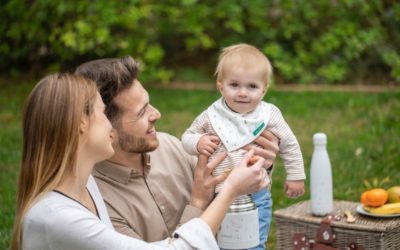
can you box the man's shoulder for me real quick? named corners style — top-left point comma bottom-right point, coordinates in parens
top-left (156, 132), bottom-right (185, 151)
top-left (153, 132), bottom-right (197, 168)
top-left (157, 131), bottom-right (179, 142)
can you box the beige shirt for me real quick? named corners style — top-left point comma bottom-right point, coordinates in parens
top-left (93, 132), bottom-right (202, 242)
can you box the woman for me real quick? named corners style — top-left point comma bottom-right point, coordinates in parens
top-left (11, 73), bottom-right (268, 250)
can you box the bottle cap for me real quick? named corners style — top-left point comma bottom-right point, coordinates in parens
top-left (313, 132), bottom-right (327, 145)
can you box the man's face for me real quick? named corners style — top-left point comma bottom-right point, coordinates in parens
top-left (112, 80), bottom-right (161, 153)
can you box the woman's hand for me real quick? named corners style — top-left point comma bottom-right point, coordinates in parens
top-left (200, 149), bottom-right (269, 234)
top-left (222, 149), bottom-right (269, 198)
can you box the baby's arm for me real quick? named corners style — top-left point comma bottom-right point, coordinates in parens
top-left (268, 104), bottom-right (306, 197)
top-left (182, 110), bottom-right (218, 155)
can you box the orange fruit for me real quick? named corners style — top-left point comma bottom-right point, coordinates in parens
top-left (360, 192), bottom-right (368, 205)
top-left (360, 188), bottom-right (389, 207)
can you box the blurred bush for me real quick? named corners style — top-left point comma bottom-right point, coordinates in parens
top-left (1, 0), bottom-right (399, 84)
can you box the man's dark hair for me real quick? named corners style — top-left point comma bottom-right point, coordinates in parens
top-left (74, 56), bottom-right (139, 124)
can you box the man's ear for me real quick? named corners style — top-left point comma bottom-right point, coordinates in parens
top-left (80, 116), bottom-right (89, 134)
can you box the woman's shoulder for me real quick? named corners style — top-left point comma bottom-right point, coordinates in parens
top-left (27, 192), bottom-right (68, 214)
top-left (24, 192), bottom-right (83, 226)
top-left (22, 192), bottom-right (86, 249)
top-left (23, 192), bottom-right (115, 249)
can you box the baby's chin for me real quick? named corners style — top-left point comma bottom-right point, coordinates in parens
top-left (235, 107), bottom-right (256, 114)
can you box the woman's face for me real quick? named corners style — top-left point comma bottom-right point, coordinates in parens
top-left (85, 92), bottom-right (114, 162)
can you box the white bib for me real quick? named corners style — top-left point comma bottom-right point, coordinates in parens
top-left (207, 98), bottom-right (271, 152)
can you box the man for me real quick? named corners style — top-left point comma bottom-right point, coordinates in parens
top-left (75, 56), bottom-right (279, 241)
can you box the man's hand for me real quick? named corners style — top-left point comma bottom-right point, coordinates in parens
top-left (243, 130), bottom-right (279, 168)
top-left (285, 180), bottom-right (305, 198)
top-left (190, 152), bottom-right (227, 210)
top-left (197, 134), bottom-right (220, 156)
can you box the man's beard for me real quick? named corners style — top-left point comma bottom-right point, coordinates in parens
top-left (116, 127), bottom-right (159, 153)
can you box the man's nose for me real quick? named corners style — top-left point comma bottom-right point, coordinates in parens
top-left (149, 105), bottom-right (161, 121)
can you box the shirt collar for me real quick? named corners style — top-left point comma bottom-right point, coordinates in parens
top-left (94, 153), bottom-right (152, 185)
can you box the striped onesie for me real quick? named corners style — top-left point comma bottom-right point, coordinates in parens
top-left (182, 97), bottom-right (305, 192)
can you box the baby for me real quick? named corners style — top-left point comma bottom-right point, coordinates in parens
top-left (182, 43), bottom-right (305, 249)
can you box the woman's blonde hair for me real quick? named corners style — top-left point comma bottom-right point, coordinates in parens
top-left (10, 73), bottom-right (98, 250)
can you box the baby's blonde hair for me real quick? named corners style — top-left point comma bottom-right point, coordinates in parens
top-left (215, 43), bottom-right (273, 86)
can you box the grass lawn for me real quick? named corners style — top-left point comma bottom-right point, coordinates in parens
top-left (1, 81), bottom-right (399, 249)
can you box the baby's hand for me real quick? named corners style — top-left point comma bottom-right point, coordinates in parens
top-left (197, 134), bottom-right (220, 156)
top-left (285, 180), bottom-right (305, 198)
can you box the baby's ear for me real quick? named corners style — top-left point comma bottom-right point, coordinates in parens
top-left (263, 83), bottom-right (269, 94)
top-left (217, 81), bottom-right (223, 91)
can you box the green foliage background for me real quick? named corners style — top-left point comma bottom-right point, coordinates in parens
top-left (1, 0), bottom-right (400, 84)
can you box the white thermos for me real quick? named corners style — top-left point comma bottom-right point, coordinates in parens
top-left (310, 132), bottom-right (333, 216)
top-left (217, 195), bottom-right (259, 249)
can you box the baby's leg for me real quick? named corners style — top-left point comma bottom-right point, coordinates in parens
top-left (249, 188), bottom-right (272, 250)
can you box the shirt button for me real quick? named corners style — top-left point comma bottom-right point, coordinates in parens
top-left (160, 205), bottom-right (165, 212)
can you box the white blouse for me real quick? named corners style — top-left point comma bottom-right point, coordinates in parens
top-left (22, 176), bottom-right (218, 250)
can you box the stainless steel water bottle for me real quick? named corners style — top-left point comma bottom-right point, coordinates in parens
top-left (310, 132), bottom-right (333, 216)
top-left (217, 194), bottom-right (259, 249)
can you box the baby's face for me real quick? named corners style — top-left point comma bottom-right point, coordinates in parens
top-left (218, 65), bottom-right (267, 114)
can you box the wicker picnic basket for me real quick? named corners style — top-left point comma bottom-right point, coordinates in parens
top-left (274, 200), bottom-right (400, 250)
